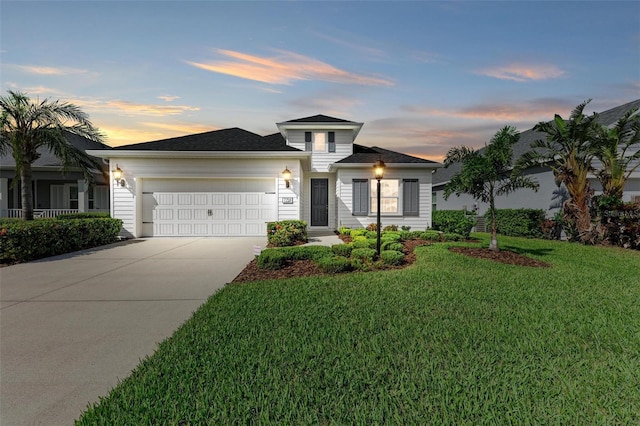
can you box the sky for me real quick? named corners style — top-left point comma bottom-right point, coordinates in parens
top-left (1, 1), bottom-right (639, 161)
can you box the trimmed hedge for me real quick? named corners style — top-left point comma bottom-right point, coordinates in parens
top-left (380, 250), bottom-right (404, 266)
top-left (317, 256), bottom-right (352, 274)
top-left (432, 210), bottom-right (476, 238)
top-left (486, 209), bottom-right (545, 238)
top-left (56, 212), bottom-right (111, 219)
top-left (0, 218), bottom-right (122, 264)
top-left (351, 248), bottom-right (377, 262)
top-left (256, 249), bottom-right (288, 270)
top-left (332, 244), bottom-right (353, 257)
top-left (267, 220), bottom-right (307, 247)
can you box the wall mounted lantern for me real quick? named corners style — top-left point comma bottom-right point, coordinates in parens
top-left (282, 166), bottom-right (292, 188)
top-left (373, 159), bottom-right (386, 255)
top-left (113, 164), bottom-right (125, 187)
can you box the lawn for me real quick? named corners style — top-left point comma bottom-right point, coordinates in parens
top-left (77, 235), bottom-right (640, 425)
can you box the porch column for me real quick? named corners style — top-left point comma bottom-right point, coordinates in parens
top-left (78, 179), bottom-right (88, 212)
top-left (0, 178), bottom-right (8, 217)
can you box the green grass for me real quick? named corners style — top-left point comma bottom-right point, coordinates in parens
top-left (77, 235), bottom-right (640, 425)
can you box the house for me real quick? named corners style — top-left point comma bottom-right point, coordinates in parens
top-left (0, 132), bottom-right (111, 218)
top-left (432, 99), bottom-right (640, 219)
top-left (87, 115), bottom-right (442, 238)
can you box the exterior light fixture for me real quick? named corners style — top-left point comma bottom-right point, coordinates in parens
top-left (282, 166), bottom-right (292, 189)
top-left (113, 164), bottom-right (125, 187)
top-left (373, 159), bottom-right (386, 256)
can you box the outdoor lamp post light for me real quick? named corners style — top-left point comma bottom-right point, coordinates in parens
top-left (282, 166), bottom-right (291, 188)
top-left (373, 159), bottom-right (386, 256)
top-left (112, 164), bottom-right (125, 187)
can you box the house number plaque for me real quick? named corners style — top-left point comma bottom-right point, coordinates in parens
top-left (282, 197), bottom-right (294, 204)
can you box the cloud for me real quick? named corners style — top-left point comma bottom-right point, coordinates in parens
top-left (14, 64), bottom-right (89, 76)
top-left (141, 121), bottom-right (215, 134)
top-left (311, 32), bottom-right (388, 60)
top-left (476, 63), bottom-right (565, 82)
top-left (186, 48), bottom-right (394, 86)
top-left (158, 95), bottom-right (180, 102)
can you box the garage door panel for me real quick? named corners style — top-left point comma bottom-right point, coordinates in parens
top-left (246, 209), bottom-right (260, 220)
top-left (228, 223), bottom-right (241, 234)
top-left (212, 194), bottom-right (225, 205)
top-left (178, 209), bottom-right (193, 220)
top-left (228, 209), bottom-right (241, 220)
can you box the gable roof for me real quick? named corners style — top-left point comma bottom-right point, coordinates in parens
top-left (283, 114), bottom-right (355, 123)
top-left (0, 131), bottom-right (110, 169)
top-left (112, 127), bottom-right (301, 152)
top-left (433, 99), bottom-right (640, 186)
top-left (333, 144), bottom-right (441, 167)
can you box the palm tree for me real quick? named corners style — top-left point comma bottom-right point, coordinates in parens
top-left (444, 126), bottom-right (539, 252)
top-left (593, 106), bottom-right (640, 201)
top-left (517, 100), bottom-right (601, 241)
top-left (0, 90), bottom-right (106, 220)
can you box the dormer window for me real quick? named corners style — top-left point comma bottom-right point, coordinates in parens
top-left (305, 131), bottom-right (331, 152)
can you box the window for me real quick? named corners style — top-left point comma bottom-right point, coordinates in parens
top-left (328, 131), bottom-right (336, 152)
top-left (371, 179), bottom-right (399, 214)
top-left (305, 132), bottom-right (312, 151)
top-left (352, 179), bottom-right (369, 216)
top-left (314, 132), bottom-right (326, 152)
top-left (69, 185), bottom-right (79, 209)
top-left (403, 179), bottom-right (419, 216)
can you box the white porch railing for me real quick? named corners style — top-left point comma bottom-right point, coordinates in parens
top-left (3, 209), bottom-right (109, 218)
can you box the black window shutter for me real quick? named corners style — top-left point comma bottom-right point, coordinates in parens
top-left (403, 179), bottom-right (419, 216)
top-left (352, 179), bottom-right (369, 216)
top-left (305, 132), bottom-right (312, 151)
top-left (328, 132), bottom-right (336, 152)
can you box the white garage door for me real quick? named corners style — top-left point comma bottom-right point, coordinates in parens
top-left (142, 192), bottom-right (277, 237)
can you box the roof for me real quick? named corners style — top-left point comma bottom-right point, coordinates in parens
top-left (0, 131), bottom-right (110, 169)
top-left (112, 127), bottom-right (301, 152)
top-left (334, 144), bottom-right (441, 166)
top-left (282, 114), bottom-right (355, 124)
top-left (433, 98), bottom-right (640, 186)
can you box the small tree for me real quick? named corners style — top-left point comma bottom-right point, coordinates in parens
top-left (444, 126), bottom-right (539, 252)
top-left (0, 90), bottom-right (105, 220)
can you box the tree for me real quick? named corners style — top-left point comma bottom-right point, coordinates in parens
top-left (517, 100), bottom-right (601, 241)
top-left (0, 90), bottom-right (105, 220)
top-left (593, 106), bottom-right (640, 201)
top-left (444, 126), bottom-right (539, 252)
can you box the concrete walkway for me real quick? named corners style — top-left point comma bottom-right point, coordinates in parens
top-left (0, 237), bottom-right (266, 425)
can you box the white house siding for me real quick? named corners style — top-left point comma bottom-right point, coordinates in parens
top-left (336, 168), bottom-right (434, 230)
top-left (286, 129), bottom-right (353, 172)
top-left (108, 157), bottom-right (302, 237)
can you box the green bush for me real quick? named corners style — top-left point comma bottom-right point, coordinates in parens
top-left (381, 232), bottom-right (401, 242)
top-left (338, 227), bottom-right (352, 236)
top-left (281, 245), bottom-right (332, 261)
top-left (380, 250), bottom-right (405, 266)
top-left (421, 231), bottom-right (442, 241)
top-left (256, 249), bottom-right (288, 270)
top-left (351, 248), bottom-right (377, 262)
top-left (366, 223), bottom-right (378, 232)
top-left (266, 220), bottom-right (307, 247)
top-left (486, 209), bottom-right (545, 238)
top-left (352, 238), bottom-right (375, 249)
top-left (401, 225), bottom-right (411, 231)
top-left (442, 233), bottom-right (464, 242)
top-left (56, 212), bottom-right (111, 219)
top-left (399, 230), bottom-right (424, 241)
top-left (332, 244), bottom-right (353, 257)
top-left (381, 241), bottom-right (403, 252)
top-left (432, 210), bottom-right (476, 238)
top-left (0, 218), bottom-right (122, 264)
top-left (383, 224), bottom-right (398, 232)
top-left (365, 231), bottom-right (378, 239)
top-left (317, 256), bottom-right (352, 273)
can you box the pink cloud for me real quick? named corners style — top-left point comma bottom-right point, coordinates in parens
top-left (476, 63), bottom-right (565, 82)
top-left (14, 64), bottom-right (88, 75)
top-left (187, 48), bottom-right (394, 86)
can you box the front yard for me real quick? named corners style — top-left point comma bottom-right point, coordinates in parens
top-left (77, 235), bottom-right (640, 424)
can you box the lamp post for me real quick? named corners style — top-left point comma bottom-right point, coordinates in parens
top-left (373, 159), bottom-right (385, 256)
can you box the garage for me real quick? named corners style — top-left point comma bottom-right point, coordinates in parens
top-left (141, 179), bottom-right (277, 237)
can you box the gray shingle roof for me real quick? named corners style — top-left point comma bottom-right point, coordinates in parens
top-left (433, 99), bottom-right (640, 186)
top-left (335, 144), bottom-right (440, 165)
top-left (113, 127), bottom-right (301, 151)
top-left (0, 131), bottom-right (110, 168)
top-left (283, 114), bottom-right (355, 123)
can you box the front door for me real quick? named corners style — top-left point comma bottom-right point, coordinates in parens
top-left (311, 179), bottom-right (328, 227)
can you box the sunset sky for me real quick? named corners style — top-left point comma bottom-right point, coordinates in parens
top-left (2, 1), bottom-right (639, 161)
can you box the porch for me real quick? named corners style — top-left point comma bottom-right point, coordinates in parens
top-left (3, 208), bottom-right (110, 219)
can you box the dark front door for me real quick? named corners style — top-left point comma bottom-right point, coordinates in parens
top-left (311, 179), bottom-right (329, 226)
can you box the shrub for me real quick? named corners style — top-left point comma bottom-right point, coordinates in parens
top-left (399, 230), bottom-right (423, 241)
top-left (381, 232), bottom-right (401, 242)
top-left (365, 231), bottom-right (378, 239)
top-left (486, 209), bottom-right (545, 238)
top-left (421, 231), bottom-right (442, 241)
top-left (0, 218), bottom-right (122, 264)
top-left (432, 210), bottom-right (476, 238)
top-left (281, 245), bottom-right (333, 261)
top-left (351, 248), bottom-right (377, 262)
top-left (401, 225), bottom-right (411, 231)
top-left (350, 229), bottom-right (367, 238)
top-left (442, 233), bottom-right (464, 242)
top-left (352, 237), bottom-right (370, 249)
top-left (267, 220), bottom-right (307, 247)
top-left (383, 224), bottom-right (398, 232)
top-left (380, 250), bottom-right (404, 266)
top-left (317, 256), bottom-right (352, 273)
top-left (332, 244), bottom-right (353, 257)
top-left (338, 227), bottom-right (352, 236)
top-left (256, 249), bottom-right (288, 270)
top-left (366, 223), bottom-right (377, 232)
top-left (56, 212), bottom-right (111, 219)
top-left (381, 241), bottom-right (403, 252)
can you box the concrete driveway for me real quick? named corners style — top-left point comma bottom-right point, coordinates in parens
top-left (0, 237), bottom-right (266, 425)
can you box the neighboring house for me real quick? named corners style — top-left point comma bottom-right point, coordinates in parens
top-left (0, 132), bottom-right (111, 218)
top-left (87, 115), bottom-right (442, 238)
top-left (432, 99), bottom-right (640, 218)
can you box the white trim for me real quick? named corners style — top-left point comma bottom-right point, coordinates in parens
top-left (329, 162), bottom-right (442, 171)
top-left (87, 150), bottom-right (311, 160)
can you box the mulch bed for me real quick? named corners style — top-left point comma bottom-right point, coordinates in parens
top-left (232, 236), bottom-right (549, 284)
